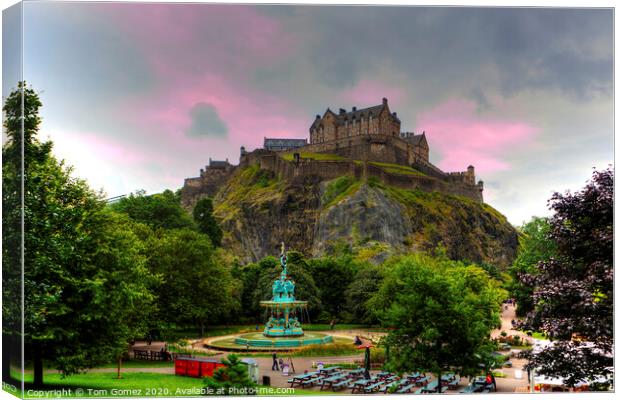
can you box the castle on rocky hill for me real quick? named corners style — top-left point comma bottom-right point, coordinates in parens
top-left (182, 98), bottom-right (484, 208)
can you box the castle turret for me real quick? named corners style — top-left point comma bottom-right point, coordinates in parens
top-left (466, 165), bottom-right (476, 185)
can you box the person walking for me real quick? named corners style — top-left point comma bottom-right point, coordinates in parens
top-left (272, 352), bottom-right (279, 371)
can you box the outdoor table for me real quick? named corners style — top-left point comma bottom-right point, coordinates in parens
top-left (421, 379), bottom-right (439, 393)
top-left (319, 366), bottom-right (340, 375)
top-left (347, 368), bottom-right (365, 378)
top-left (288, 371), bottom-right (319, 387)
top-left (320, 373), bottom-right (347, 391)
top-left (350, 379), bottom-right (370, 394)
top-left (421, 379), bottom-right (450, 394)
top-left (381, 378), bottom-right (408, 393)
top-left (415, 376), bottom-right (431, 386)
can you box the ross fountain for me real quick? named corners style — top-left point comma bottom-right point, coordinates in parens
top-left (233, 243), bottom-right (333, 348)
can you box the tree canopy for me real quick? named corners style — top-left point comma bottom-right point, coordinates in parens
top-left (508, 217), bottom-right (557, 317)
top-left (110, 189), bottom-right (196, 231)
top-left (145, 228), bottom-right (240, 337)
top-left (519, 168), bottom-right (613, 388)
top-left (370, 254), bottom-right (506, 391)
top-left (193, 197), bottom-right (223, 247)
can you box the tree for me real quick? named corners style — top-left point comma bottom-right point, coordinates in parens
top-left (146, 228), bottom-right (240, 336)
top-left (193, 197), bottom-right (223, 247)
top-left (343, 264), bottom-right (383, 324)
top-left (308, 255), bottom-right (357, 321)
top-left (508, 217), bottom-right (557, 317)
top-left (520, 168), bottom-right (613, 388)
top-left (1, 82), bottom-right (32, 382)
top-left (203, 354), bottom-right (256, 395)
top-left (2, 82), bottom-right (156, 385)
top-left (234, 258), bottom-right (274, 322)
top-left (110, 189), bottom-right (196, 231)
top-left (370, 254), bottom-right (505, 392)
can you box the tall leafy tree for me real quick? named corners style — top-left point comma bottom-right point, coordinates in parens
top-left (520, 168), bottom-right (613, 388)
top-left (146, 228), bottom-right (240, 336)
top-left (508, 217), bottom-right (557, 317)
top-left (233, 257), bottom-right (275, 322)
top-left (371, 254), bottom-right (505, 392)
top-left (343, 264), bottom-right (383, 325)
top-left (2, 83), bottom-right (156, 385)
top-left (308, 255), bottom-right (356, 320)
top-left (2, 82), bottom-right (32, 383)
top-left (193, 197), bottom-right (223, 247)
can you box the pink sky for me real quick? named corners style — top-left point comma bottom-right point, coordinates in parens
top-left (417, 99), bottom-right (537, 174)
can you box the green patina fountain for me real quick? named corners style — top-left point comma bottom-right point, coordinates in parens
top-left (234, 243), bottom-right (333, 348)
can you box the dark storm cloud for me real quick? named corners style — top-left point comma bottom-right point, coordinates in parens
top-left (185, 102), bottom-right (228, 138)
top-left (254, 6), bottom-right (612, 103)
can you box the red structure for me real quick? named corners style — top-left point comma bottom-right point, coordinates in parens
top-left (174, 356), bottom-right (225, 378)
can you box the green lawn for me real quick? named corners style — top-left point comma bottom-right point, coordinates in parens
top-left (6, 372), bottom-right (205, 398)
top-left (3, 372), bottom-right (340, 398)
top-left (369, 161), bottom-right (427, 177)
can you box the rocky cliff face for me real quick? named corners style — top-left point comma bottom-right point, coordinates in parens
top-left (210, 165), bottom-right (518, 268)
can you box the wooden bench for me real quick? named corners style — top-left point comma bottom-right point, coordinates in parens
top-left (133, 349), bottom-right (149, 360)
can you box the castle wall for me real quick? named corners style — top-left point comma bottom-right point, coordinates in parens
top-left (181, 167), bottom-right (234, 208)
top-left (299, 134), bottom-right (412, 166)
top-left (238, 149), bottom-right (483, 202)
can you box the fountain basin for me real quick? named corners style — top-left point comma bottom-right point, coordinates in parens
top-left (233, 332), bottom-right (333, 348)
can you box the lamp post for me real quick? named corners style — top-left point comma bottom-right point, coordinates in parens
top-left (357, 343), bottom-right (374, 375)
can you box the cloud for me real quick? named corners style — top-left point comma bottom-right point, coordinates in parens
top-left (416, 99), bottom-right (537, 174)
top-left (185, 102), bottom-right (228, 138)
top-left (20, 3), bottom-right (613, 226)
top-left (341, 80), bottom-right (406, 107)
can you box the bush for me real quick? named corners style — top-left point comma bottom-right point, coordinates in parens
top-left (203, 354), bottom-right (256, 395)
top-left (370, 347), bottom-right (386, 364)
top-left (323, 363), bottom-right (359, 370)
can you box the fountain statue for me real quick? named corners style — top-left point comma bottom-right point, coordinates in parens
top-left (231, 243), bottom-right (333, 348)
top-left (260, 243), bottom-right (308, 337)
